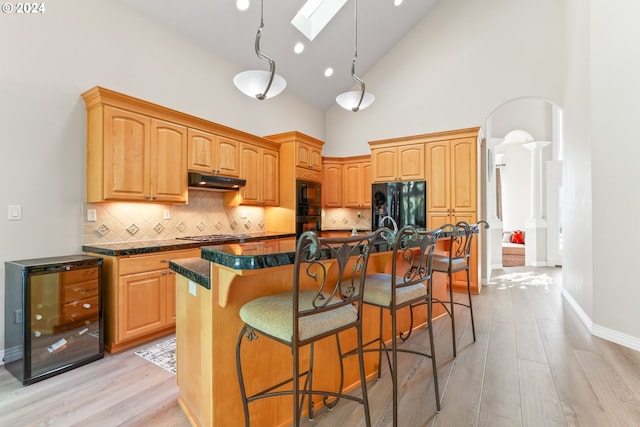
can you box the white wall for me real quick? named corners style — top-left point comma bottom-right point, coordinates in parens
top-left (0, 0), bottom-right (324, 355)
top-left (589, 0), bottom-right (640, 345)
top-left (324, 0), bottom-right (565, 157)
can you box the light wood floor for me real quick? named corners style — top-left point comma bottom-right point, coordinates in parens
top-left (2, 267), bottom-right (640, 426)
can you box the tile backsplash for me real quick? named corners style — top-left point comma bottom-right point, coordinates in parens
top-left (82, 191), bottom-right (373, 245)
top-left (82, 191), bottom-right (266, 244)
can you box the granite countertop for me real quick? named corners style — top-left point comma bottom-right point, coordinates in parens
top-left (169, 258), bottom-right (211, 289)
top-left (82, 232), bottom-right (294, 256)
top-left (200, 233), bottom-right (393, 271)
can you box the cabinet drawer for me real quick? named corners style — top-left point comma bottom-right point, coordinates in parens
top-left (118, 249), bottom-right (200, 275)
top-left (63, 296), bottom-right (99, 323)
top-left (63, 280), bottom-right (99, 304)
top-left (64, 267), bottom-right (99, 284)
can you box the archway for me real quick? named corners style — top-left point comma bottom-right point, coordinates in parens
top-left (481, 97), bottom-right (563, 280)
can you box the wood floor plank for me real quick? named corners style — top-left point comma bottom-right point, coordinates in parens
top-left (517, 358), bottom-right (566, 426)
top-left (574, 348), bottom-right (640, 425)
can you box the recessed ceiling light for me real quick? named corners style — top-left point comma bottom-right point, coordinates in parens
top-left (324, 67), bottom-right (334, 77)
top-left (236, 0), bottom-right (250, 11)
top-left (394, 0), bottom-right (404, 6)
top-left (294, 42), bottom-right (305, 54)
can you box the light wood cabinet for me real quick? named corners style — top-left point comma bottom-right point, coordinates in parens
top-left (322, 159), bottom-right (342, 208)
top-left (89, 248), bottom-right (199, 353)
top-left (370, 143), bottom-right (424, 182)
top-left (425, 136), bottom-right (477, 229)
top-left (187, 128), bottom-right (240, 177)
top-left (264, 132), bottom-right (324, 234)
top-left (83, 87), bottom-right (278, 207)
top-left (343, 158), bottom-right (372, 208)
top-left (235, 142), bottom-right (279, 206)
top-left (84, 93), bottom-right (187, 203)
top-left (297, 141), bottom-right (323, 171)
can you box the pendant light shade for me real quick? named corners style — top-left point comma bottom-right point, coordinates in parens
top-left (336, 0), bottom-right (374, 112)
top-left (233, 70), bottom-right (286, 99)
top-left (233, 0), bottom-right (286, 100)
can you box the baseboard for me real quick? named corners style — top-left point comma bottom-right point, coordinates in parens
top-left (562, 287), bottom-right (640, 352)
top-left (592, 324), bottom-right (640, 352)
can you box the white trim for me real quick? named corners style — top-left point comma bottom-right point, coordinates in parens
top-left (592, 324), bottom-right (640, 352)
top-left (562, 287), bottom-right (640, 352)
top-left (561, 287), bottom-right (593, 330)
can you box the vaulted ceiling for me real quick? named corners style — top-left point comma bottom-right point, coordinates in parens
top-left (123, 0), bottom-right (441, 110)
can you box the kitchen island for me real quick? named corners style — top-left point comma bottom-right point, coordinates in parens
top-left (171, 235), bottom-right (453, 427)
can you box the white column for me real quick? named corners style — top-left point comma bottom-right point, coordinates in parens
top-left (522, 141), bottom-right (551, 266)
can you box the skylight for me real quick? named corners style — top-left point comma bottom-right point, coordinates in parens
top-left (291, 0), bottom-right (348, 41)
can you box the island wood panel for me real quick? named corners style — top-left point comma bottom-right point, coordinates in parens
top-left (176, 250), bottom-right (449, 427)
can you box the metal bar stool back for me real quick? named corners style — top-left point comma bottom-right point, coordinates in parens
top-left (432, 220), bottom-right (488, 357)
top-left (236, 230), bottom-right (385, 427)
top-left (362, 225), bottom-right (441, 426)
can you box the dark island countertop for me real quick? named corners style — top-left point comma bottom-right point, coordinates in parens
top-left (169, 257), bottom-right (211, 289)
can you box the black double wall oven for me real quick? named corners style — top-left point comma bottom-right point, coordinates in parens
top-left (296, 180), bottom-right (322, 237)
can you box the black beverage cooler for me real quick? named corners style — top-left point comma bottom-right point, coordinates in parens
top-left (3, 255), bottom-right (104, 385)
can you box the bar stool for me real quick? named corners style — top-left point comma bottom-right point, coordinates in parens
top-left (361, 225), bottom-right (441, 426)
top-left (235, 230), bottom-right (383, 427)
top-left (432, 221), bottom-right (488, 357)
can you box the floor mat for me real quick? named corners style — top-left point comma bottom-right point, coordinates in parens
top-left (134, 337), bottom-right (176, 375)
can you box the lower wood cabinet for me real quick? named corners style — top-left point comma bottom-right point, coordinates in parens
top-left (90, 248), bottom-right (199, 353)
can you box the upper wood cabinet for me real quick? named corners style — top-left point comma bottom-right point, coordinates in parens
top-left (94, 105), bottom-right (187, 203)
top-left (235, 142), bottom-right (279, 206)
top-left (187, 128), bottom-right (239, 177)
top-left (369, 143), bottom-right (425, 182)
top-left (342, 157), bottom-right (372, 208)
top-left (322, 159), bottom-right (343, 208)
top-left (297, 141), bottom-right (323, 171)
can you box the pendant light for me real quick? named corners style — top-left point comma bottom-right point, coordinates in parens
top-left (233, 0), bottom-right (286, 100)
top-left (336, 0), bottom-right (374, 112)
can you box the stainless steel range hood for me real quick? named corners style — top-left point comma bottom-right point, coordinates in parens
top-left (188, 172), bottom-right (246, 191)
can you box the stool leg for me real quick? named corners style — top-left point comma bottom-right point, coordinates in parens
top-left (466, 268), bottom-right (476, 342)
top-left (236, 325), bottom-right (251, 427)
top-left (449, 270), bottom-right (457, 357)
top-left (357, 324), bottom-right (372, 427)
top-left (427, 294), bottom-right (441, 412)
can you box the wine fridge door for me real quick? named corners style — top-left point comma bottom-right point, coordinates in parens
top-left (4, 255), bottom-right (104, 385)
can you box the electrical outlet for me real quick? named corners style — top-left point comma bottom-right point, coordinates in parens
top-left (15, 309), bottom-right (23, 324)
top-left (189, 281), bottom-right (197, 296)
top-left (87, 209), bottom-right (97, 222)
top-left (357, 210), bottom-right (361, 218)
top-left (163, 209), bottom-right (171, 220)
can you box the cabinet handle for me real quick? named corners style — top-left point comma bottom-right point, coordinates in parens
top-left (152, 195), bottom-right (158, 200)
top-left (82, 303), bottom-right (92, 309)
top-left (162, 271), bottom-right (167, 275)
top-left (145, 195), bottom-right (151, 200)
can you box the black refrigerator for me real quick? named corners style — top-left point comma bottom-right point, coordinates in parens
top-left (4, 255), bottom-right (104, 385)
top-left (371, 180), bottom-right (427, 231)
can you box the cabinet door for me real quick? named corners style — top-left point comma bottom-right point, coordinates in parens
top-left (323, 163), bottom-right (343, 207)
top-left (118, 270), bottom-right (167, 342)
top-left (151, 119), bottom-right (187, 203)
top-left (450, 137), bottom-right (477, 213)
top-left (187, 128), bottom-right (215, 172)
top-left (397, 144), bottom-right (425, 180)
top-left (361, 162), bottom-right (372, 208)
top-left (309, 146), bottom-right (323, 170)
top-left (216, 136), bottom-right (240, 177)
top-left (425, 141), bottom-right (451, 214)
top-left (343, 163), bottom-right (361, 207)
top-left (261, 147), bottom-right (279, 206)
top-left (239, 143), bottom-right (261, 205)
top-left (167, 271), bottom-right (176, 326)
top-left (371, 148), bottom-right (397, 182)
top-left (103, 106), bottom-right (151, 201)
